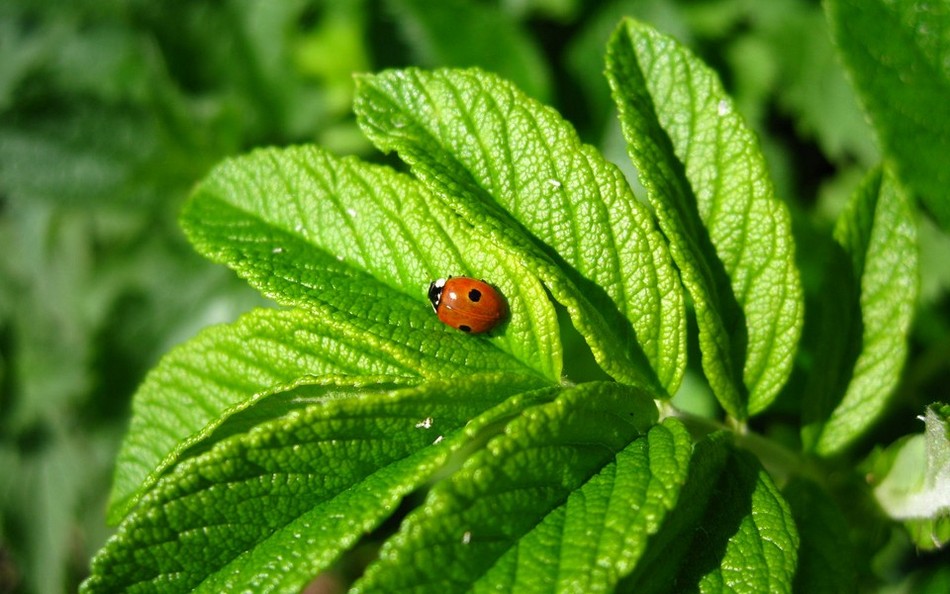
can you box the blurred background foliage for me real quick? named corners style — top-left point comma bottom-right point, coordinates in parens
top-left (0, 0), bottom-right (947, 593)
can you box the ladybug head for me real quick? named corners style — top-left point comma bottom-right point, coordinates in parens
top-left (427, 278), bottom-right (446, 312)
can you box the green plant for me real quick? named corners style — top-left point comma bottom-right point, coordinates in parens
top-left (81, 10), bottom-right (948, 594)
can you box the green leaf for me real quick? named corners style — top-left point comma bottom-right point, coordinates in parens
top-left (873, 404), bottom-right (950, 550)
top-left (802, 166), bottom-right (919, 455)
top-left (84, 373), bottom-right (551, 594)
top-left (350, 382), bottom-right (663, 593)
top-left (606, 18), bottom-right (804, 419)
top-left (385, 0), bottom-right (551, 102)
top-left (826, 0), bottom-right (950, 230)
top-left (107, 307), bottom-right (409, 523)
top-left (183, 145), bottom-right (561, 383)
top-left (619, 433), bottom-right (799, 594)
top-left (472, 419), bottom-right (693, 593)
top-left (784, 479), bottom-right (857, 594)
top-left (354, 67), bottom-right (686, 395)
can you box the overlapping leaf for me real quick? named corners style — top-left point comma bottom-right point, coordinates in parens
top-left (619, 433), bottom-right (799, 594)
top-left (109, 144), bottom-right (564, 520)
top-left (354, 67), bottom-right (686, 395)
top-left (85, 374), bottom-right (553, 593)
top-left (606, 18), bottom-right (804, 419)
top-left (107, 307), bottom-right (415, 522)
top-left (352, 398), bottom-right (799, 594)
top-left (351, 382), bottom-right (667, 592)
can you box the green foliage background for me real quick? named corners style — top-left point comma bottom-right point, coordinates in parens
top-left (0, 0), bottom-right (947, 593)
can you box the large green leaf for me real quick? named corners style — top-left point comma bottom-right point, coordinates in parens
top-left (826, 0), bottom-right (950, 230)
top-left (802, 166), bottom-right (918, 455)
top-left (111, 141), bottom-right (565, 522)
top-left (109, 142), bottom-right (565, 514)
top-left (85, 373), bottom-right (552, 593)
top-left (354, 67), bottom-right (686, 395)
top-left (606, 18), bottom-right (804, 419)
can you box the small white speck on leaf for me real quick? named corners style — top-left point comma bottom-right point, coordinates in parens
top-left (717, 99), bottom-right (731, 116)
top-left (462, 531), bottom-right (472, 545)
top-left (336, 254), bottom-right (345, 261)
top-left (547, 178), bottom-right (562, 188)
top-left (294, 223), bottom-right (304, 233)
top-left (433, 435), bottom-right (443, 444)
top-left (346, 208), bottom-right (357, 217)
top-left (415, 417), bottom-right (433, 429)
top-left (272, 247), bottom-right (284, 254)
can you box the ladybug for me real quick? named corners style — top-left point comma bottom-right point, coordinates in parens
top-left (428, 276), bottom-right (506, 334)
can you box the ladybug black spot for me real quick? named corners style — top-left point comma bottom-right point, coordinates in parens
top-left (467, 288), bottom-right (482, 302)
top-left (458, 325), bottom-right (472, 333)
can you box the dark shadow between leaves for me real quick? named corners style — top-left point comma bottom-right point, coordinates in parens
top-left (799, 238), bottom-right (863, 449)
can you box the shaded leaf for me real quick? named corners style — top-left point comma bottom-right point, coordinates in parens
top-left (803, 166), bottom-right (918, 455)
top-left (619, 433), bottom-right (799, 594)
top-left (784, 479), bottom-right (857, 594)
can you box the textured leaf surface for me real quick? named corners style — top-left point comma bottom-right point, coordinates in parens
top-left (691, 452), bottom-right (798, 594)
top-left (354, 67), bottom-right (686, 395)
top-left (619, 433), bottom-right (799, 594)
top-left (183, 146), bottom-right (561, 382)
top-left (827, 0), bottom-right (950, 229)
top-left (470, 419), bottom-right (693, 593)
top-left (606, 19), bottom-right (803, 418)
top-left (351, 382), bottom-right (662, 593)
top-left (803, 166), bottom-right (918, 455)
top-left (85, 374), bottom-right (550, 593)
top-left (108, 307), bottom-right (420, 522)
top-left (112, 143), bottom-right (564, 517)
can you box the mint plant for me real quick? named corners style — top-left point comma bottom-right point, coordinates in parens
top-left (82, 14), bottom-right (946, 594)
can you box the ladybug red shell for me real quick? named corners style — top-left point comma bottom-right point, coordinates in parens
top-left (428, 277), bottom-right (506, 334)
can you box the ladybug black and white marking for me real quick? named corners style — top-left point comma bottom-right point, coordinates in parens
top-left (428, 276), bottom-right (506, 334)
